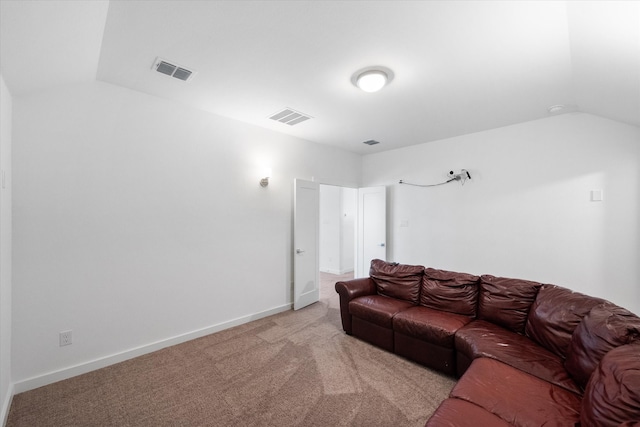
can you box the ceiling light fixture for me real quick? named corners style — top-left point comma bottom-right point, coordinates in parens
top-left (357, 70), bottom-right (387, 92)
top-left (351, 66), bottom-right (394, 93)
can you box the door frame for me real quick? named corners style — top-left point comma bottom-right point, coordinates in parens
top-left (355, 186), bottom-right (387, 278)
top-left (293, 180), bottom-right (387, 308)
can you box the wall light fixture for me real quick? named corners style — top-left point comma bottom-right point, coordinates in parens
top-left (260, 168), bottom-right (272, 187)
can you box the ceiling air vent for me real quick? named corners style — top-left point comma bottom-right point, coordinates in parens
top-left (152, 57), bottom-right (196, 82)
top-left (362, 139), bottom-right (380, 146)
top-left (268, 108), bottom-right (312, 126)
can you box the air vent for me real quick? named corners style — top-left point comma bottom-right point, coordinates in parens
top-left (268, 108), bottom-right (312, 126)
top-left (152, 57), bottom-right (196, 82)
top-left (362, 140), bottom-right (380, 146)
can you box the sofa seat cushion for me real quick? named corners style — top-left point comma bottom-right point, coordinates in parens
top-left (450, 357), bottom-right (581, 427)
top-left (455, 320), bottom-right (581, 394)
top-left (525, 284), bottom-right (603, 359)
top-left (424, 398), bottom-right (512, 427)
top-left (581, 343), bottom-right (640, 427)
top-left (565, 302), bottom-right (640, 390)
top-left (393, 306), bottom-right (473, 348)
top-left (478, 275), bottom-right (541, 334)
top-left (349, 295), bottom-right (414, 328)
top-left (420, 268), bottom-right (479, 317)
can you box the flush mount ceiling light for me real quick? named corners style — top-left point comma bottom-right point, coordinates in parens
top-left (357, 70), bottom-right (387, 92)
top-left (351, 66), bottom-right (394, 93)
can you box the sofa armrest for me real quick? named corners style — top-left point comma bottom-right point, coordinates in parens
top-left (335, 278), bottom-right (376, 334)
top-left (335, 277), bottom-right (376, 300)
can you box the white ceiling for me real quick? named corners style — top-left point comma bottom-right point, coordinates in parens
top-left (0, 0), bottom-right (108, 95)
top-left (1, 1), bottom-right (638, 154)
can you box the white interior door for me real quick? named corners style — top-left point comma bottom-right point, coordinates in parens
top-left (293, 179), bottom-right (320, 310)
top-left (356, 186), bottom-right (386, 278)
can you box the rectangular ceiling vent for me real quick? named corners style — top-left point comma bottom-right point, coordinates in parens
top-left (268, 108), bottom-right (312, 126)
top-left (152, 57), bottom-right (196, 82)
top-left (362, 139), bottom-right (380, 145)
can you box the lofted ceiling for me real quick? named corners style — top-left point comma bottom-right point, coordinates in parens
top-left (1, 1), bottom-right (638, 154)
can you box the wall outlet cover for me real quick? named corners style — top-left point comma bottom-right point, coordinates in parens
top-left (59, 330), bottom-right (72, 347)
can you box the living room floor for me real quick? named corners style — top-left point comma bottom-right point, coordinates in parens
top-left (7, 269), bottom-right (455, 427)
top-left (319, 271), bottom-right (354, 300)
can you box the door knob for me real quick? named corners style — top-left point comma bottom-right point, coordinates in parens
top-left (379, 243), bottom-right (385, 247)
top-left (296, 249), bottom-right (305, 254)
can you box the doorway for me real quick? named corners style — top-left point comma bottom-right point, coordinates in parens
top-left (294, 181), bottom-right (386, 310)
top-left (319, 185), bottom-right (357, 274)
top-left (319, 185), bottom-right (357, 296)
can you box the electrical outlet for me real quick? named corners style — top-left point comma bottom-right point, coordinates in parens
top-left (59, 330), bottom-right (72, 347)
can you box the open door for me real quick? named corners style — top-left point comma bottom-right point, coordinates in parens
top-left (356, 186), bottom-right (386, 278)
top-left (293, 179), bottom-right (320, 310)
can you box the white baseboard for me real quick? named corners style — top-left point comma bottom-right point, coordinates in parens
top-left (1, 383), bottom-right (14, 427)
top-left (12, 303), bottom-right (291, 394)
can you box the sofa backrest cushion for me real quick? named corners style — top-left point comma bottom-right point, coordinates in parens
top-left (369, 259), bottom-right (424, 304)
top-left (565, 302), bottom-right (640, 389)
top-left (420, 268), bottom-right (479, 317)
top-left (477, 275), bottom-right (541, 334)
top-left (525, 285), bottom-right (604, 359)
top-left (580, 343), bottom-right (640, 427)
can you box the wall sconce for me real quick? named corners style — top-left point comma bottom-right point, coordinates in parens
top-left (260, 168), bottom-right (272, 187)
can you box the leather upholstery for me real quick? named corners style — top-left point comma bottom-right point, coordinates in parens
top-left (581, 343), bottom-right (640, 427)
top-left (477, 275), bottom-right (541, 334)
top-left (394, 306), bottom-right (472, 347)
top-left (349, 295), bottom-right (413, 328)
top-left (395, 333), bottom-right (457, 375)
top-left (424, 398), bottom-right (512, 427)
top-left (525, 284), bottom-right (604, 359)
top-left (334, 260), bottom-right (640, 426)
top-left (565, 302), bottom-right (640, 389)
top-left (455, 319), bottom-right (581, 394)
top-left (351, 317), bottom-right (395, 352)
top-left (335, 277), bottom-right (376, 301)
top-left (450, 357), bottom-right (582, 426)
top-left (370, 259), bottom-right (424, 304)
top-left (420, 268), bottom-right (479, 317)
top-left (335, 277), bottom-right (376, 334)
top-left (393, 306), bottom-right (472, 376)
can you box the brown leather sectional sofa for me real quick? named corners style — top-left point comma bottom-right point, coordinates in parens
top-left (335, 259), bottom-right (640, 426)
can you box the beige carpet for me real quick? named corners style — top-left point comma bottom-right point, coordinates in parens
top-left (7, 272), bottom-right (455, 426)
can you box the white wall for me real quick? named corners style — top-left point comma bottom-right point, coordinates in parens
top-left (0, 75), bottom-right (13, 424)
top-left (9, 79), bottom-right (639, 396)
top-left (363, 113), bottom-right (640, 315)
top-left (12, 81), bottom-right (361, 390)
top-left (319, 185), bottom-right (356, 274)
top-left (319, 185), bottom-right (342, 274)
